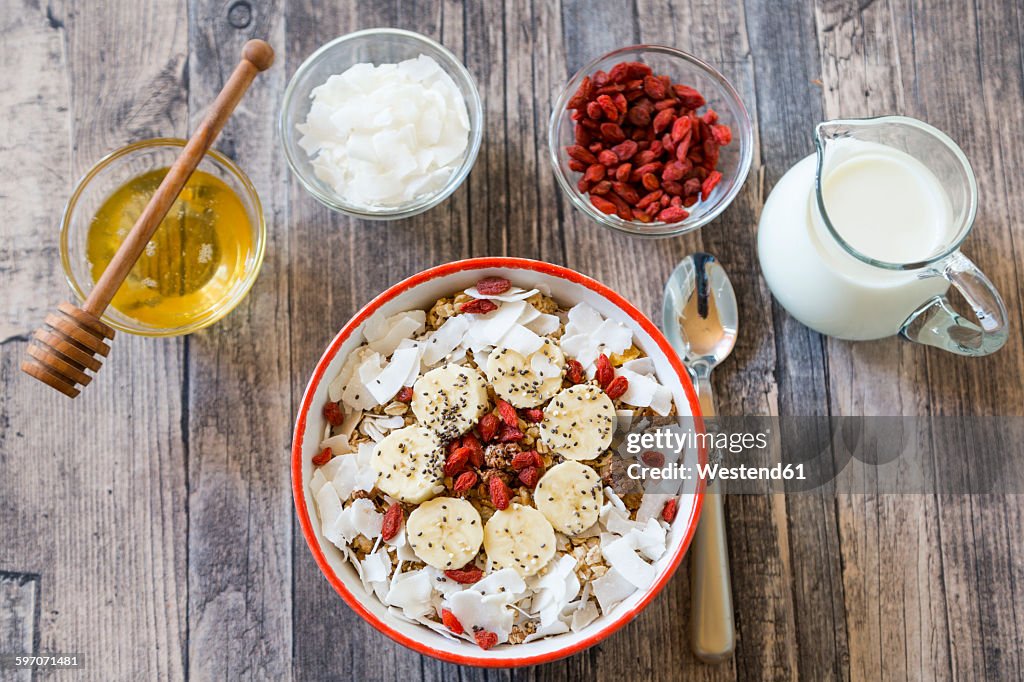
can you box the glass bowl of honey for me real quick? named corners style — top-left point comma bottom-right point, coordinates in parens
top-left (60, 139), bottom-right (266, 336)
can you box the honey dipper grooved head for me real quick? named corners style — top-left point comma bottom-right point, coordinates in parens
top-left (21, 302), bottom-right (115, 398)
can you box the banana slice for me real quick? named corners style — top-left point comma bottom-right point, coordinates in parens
top-left (483, 503), bottom-right (557, 577)
top-left (370, 425), bottom-right (444, 504)
top-left (485, 338), bottom-right (565, 408)
top-left (534, 461), bottom-right (603, 536)
top-left (412, 364), bottom-right (490, 441)
top-left (406, 497), bottom-right (483, 570)
top-left (539, 384), bottom-right (616, 460)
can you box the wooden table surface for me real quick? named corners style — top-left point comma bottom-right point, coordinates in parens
top-left (2, 0), bottom-right (1022, 680)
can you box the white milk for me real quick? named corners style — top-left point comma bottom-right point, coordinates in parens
top-left (757, 141), bottom-right (953, 340)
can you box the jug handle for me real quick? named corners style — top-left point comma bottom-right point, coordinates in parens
top-left (900, 251), bottom-right (1009, 356)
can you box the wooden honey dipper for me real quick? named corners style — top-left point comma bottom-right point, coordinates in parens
top-left (21, 40), bottom-right (274, 398)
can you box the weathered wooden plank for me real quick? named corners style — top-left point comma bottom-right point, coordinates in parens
top-left (0, 1), bottom-right (190, 680)
top-left (183, 0), bottom-right (292, 679)
top-left (0, 572), bottom-right (39, 682)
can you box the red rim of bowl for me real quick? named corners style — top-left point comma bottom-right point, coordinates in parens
top-left (291, 257), bottom-right (706, 668)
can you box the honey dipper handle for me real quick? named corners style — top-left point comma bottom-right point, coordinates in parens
top-left (83, 39), bottom-right (274, 316)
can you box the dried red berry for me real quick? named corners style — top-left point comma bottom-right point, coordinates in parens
top-left (462, 433), bottom-right (485, 467)
top-left (652, 108), bottom-right (676, 134)
top-left (567, 76), bottom-right (593, 110)
top-left (441, 608), bottom-right (464, 635)
top-left (518, 466), bottom-right (541, 488)
top-left (312, 447), bottom-right (332, 466)
top-left (595, 354), bottom-right (614, 388)
top-left (395, 386), bottom-right (414, 403)
top-left (445, 564), bottom-right (484, 584)
top-left (322, 401), bottom-right (344, 427)
top-left (711, 124), bottom-right (732, 146)
top-left (511, 450), bottom-right (543, 471)
top-left (497, 424), bottom-right (524, 443)
top-left (673, 84), bottom-right (706, 109)
top-left (522, 408), bottom-right (544, 423)
top-left (444, 446), bottom-right (471, 477)
top-left (584, 163), bottom-right (606, 183)
top-left (381, 503), bottom-right (403, 541)
top-left (567, 144), bottom-right (598, 165)
top-left (453, 470), bottom-right (479, 494)
top-left (590, 194), bottom-right (617, 215)
top-left (478, 413), bottom-right (501, 442)
top-left (643, 74), bottom-right (667, 100)
top-left (599, 122), bottom-right (625, 143)
top-left (641, 450), bottom-right (666, 467)
top-left (611, 140), bottom-right (638, 161)
top-left (475, 276), bottom-right (512, 296)
top-left (605, 375), bottom-right (628, 400)
top-left (474, 629), bottom-right (499, 650)
top-left (662, 498), bottom-right (679, 523)
top-left (459, 299), bottom-right (498, 315)
top-left (566, 358), bottom-right (586, 384)
top-left (496, 399), bottom-right (518, 428)
top-left (657, 206), bottom-right (690, 223)
top-left (489, 476), bottom-right (511, 510)
top-left (701, 170), bottom-right (723, 199)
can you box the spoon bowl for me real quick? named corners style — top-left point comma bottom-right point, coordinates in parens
top-left (662, 253), bottom-right (738, 371)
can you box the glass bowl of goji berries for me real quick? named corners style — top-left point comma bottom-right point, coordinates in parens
top-left (549, 46), bottom-right (753, 238)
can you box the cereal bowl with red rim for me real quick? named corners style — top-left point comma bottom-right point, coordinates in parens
top-left (292, 257), bottom-right (706, 667)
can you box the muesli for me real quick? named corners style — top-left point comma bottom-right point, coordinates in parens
top-left (310, 276), bottom-right (682, 649)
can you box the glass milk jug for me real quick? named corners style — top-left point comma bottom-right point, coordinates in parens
top-left (757, 116), bottom-right (1008, 356)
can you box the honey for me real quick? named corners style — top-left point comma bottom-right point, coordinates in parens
top-left (86, 168), bottom-right (254, 329)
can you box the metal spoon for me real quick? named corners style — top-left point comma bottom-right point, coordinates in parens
top-left (662, 252), bottom-right (738, 663)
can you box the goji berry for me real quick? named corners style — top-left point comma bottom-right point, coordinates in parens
top-left (566, 358), bottom-right (586, 384)
top-left (478, 413), bottom-right (501, 442)
top-left (586, 100), bottom-right (604, 120)
top-left (567, 76), bottom-right (593, 110)
top-left (497, 424), bottom-right (524, 442)
top-left (496, 399), bottom-right (518, 428)
top-left (673, 84), bottom-right (706, 109)
top-left (522, 408), bottom-right (544, 423)
top-left (567, 144), bottom-right (598, 165)
top-left (462, 433), bottom-right (485, 467)
top-left (453, 470), bottom-right (479, 494)
top-left (653, 108), bottom-right (675, 134)
top-left (641, 450), bottom-right (666, 467)
top-left (657, 206), bottom-right (690, 223)
top-left (395, 386), bottom-right (414, 403)
top-left (599, 122), bottom-right (625, 143)
top-left (712, 124), bottom-right (732, 146)
top-left (598, 149), bottom-right (618, 166)
top-left (444, 446), bottom-right (471, 477)
top-left (605, 375), bottom-right (628, 400)
top-left (518, 466), bottom-right (541, 488)
top-left (611, 140), bottom-right (638, 161)
top-left (312, 447), bottom-right (332, 466)
top-left (590, 194), bottom-right (617, 215)
top-left (441, 608), bottom-right (464, 635)
top-left (584, 163), bottom-right (606, 183)
top-left (591, 180), bottom-right (612, 195)
top-left (445, 564), bottom-right (484, 584)
top-left (381, 503), bottom-right (403, 541)
top-left (475, 276), bottom-right (511, 296)
top-left (596, 94), bottom-right (619, 121)
top-left (595, 354), bottom-right (614, 388)
top-left (474, 630), bottom-right (499, 650)
top-left (459, 299), bottom-right (498, 315)
top-left (322, 401), bottom-right (344, 427)
top-left (489, 476), bottom-right (511, 510)
top-left (641, 173), bottom-right (660, 191)
top-left (511, 450), bottom-right (543, 471)
top-left (662, 498), bottom-right (679, 523)
top-left (671, 116), bottom-right (692, 144)
top-left (643, 74), bottom-right (667, 100)
top-left (701, 170), bottom-right (723, 199)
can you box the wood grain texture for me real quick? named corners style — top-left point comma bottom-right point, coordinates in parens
top-left (0, 0), bottom-right (1022, 680)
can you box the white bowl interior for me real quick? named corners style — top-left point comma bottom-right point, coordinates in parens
top-left (295, 263), bottom-right (702, 663)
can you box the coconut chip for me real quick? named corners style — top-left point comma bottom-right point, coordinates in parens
top-left (464, 285), bottom-right (539, 302)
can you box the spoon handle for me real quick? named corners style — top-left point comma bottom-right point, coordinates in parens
top-left (690, 372), bottom-right (736, 663)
